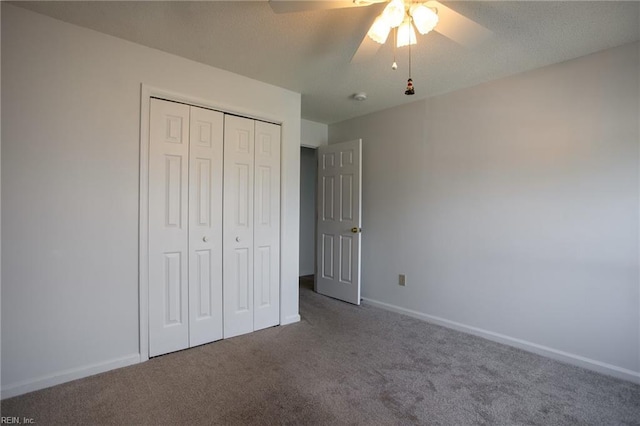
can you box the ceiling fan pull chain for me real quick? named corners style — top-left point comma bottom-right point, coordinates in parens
top-left (392, 27), bottom-right (398, 70)
top-left (405, 34), bottom-right (415, 95)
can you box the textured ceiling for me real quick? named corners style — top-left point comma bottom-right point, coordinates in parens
top-left (12, 1), bottom-right (640, 124)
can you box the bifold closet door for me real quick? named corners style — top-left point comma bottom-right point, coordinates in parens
top-left (253, 121), bottom-right (281, 331)
top-left (223, 116), bottom-right (281, 338)
top-left (223, 115), bottom-right (255, 338)
top-left (149, 99), bottom-right (190, 357)
top-left (149, 98), bottom-right (223, 357)
top-left (188, 106), bottom-right (224, 347)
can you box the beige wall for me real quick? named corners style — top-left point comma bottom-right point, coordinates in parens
top-left (2, 4), bottom-right (301, 397)
top-left (330, 42), bottom-right (640, 381)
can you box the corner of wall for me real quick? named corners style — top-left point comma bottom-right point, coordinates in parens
top-left (301, 119), bottom-right (328, 148)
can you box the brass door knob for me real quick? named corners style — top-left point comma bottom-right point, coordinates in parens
top-left (351, 227), bottom-right (362, 233)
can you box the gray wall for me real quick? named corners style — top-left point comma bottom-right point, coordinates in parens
top-left (299, 147), bottom-right (317, 276)
top-left (2, 4), bottom-right (301, 397)
top-left (329, 42), bottom-right (640, 380)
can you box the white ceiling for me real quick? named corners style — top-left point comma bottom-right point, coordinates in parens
top-left (12, 1), bottom-right (640, 124)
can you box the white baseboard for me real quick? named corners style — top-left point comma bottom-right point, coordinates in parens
top-left (282, 314), bottom-right (301, 325)
top-left (362, 297), bottom-right (640, 385)
top-left (1, 353), bottom-right (141, 399)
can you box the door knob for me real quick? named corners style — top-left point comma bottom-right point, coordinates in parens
top-left (236, 237), bottom-right (241, 242)
top-left (351, 227), bottom-right (362, 233)
top-left (203, 236), bottom-right (209, 242)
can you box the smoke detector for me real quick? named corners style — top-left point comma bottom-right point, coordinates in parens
top-left (353, 92), bottom-right (367, 101)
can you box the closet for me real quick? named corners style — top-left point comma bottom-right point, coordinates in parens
top-left (148, 98), bottom-right (280, 357)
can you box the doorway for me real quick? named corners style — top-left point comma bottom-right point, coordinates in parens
top-left (299, 146), bottom-right (317, 289)
top-left (298, 140), bottom-right (363, 304)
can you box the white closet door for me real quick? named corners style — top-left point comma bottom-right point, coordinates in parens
top-left (223, 115), bottom-right (255, 338)
top-left (253, 121), bottom-right (281, 331)
top-left (149, 99), bottom-right (190, 357)
top-left (188, 106), bottom-right (224, 347)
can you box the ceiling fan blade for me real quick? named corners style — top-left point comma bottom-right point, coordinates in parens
top-left (350, 33), bottom-right (382, 63)
top-left (425, 0), bottom-right (492, 47)
top-left (269, 1), bottom-right (363, 14)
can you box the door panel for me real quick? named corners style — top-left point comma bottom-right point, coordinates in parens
top-left (163, 252), bottom-right (183, 323)
top-left (235, 248), bottom-right (251, 311)
top-left (253, 121), bottom-right (281, 331)
top-left (188, 106), bottom-right (223, 347)
top-left (165, 155), bottom-right (183, 227)
top-left (149, 99), bottom-right (190, 356)
top-left (223, 115), bottom-right (255, 338)
top-left (316, 139), bottom-right (362, 305)
top-left (340, 174), bottom-right (354, 220)
top-left (321, 234), bottom-right (334, 279)
top-left (256, 246), bottom-right (272, 306)
top-left (339, 235), bottom-right (353, 283)
top-left (194, 249), bottom-right (212, 317)
top-left (322, 176), bottom-right (335, 221)
top-left (194, 158), bottom-right (211, 226)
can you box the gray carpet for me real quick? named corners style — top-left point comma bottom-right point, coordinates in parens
top-left (2, 278), bottom-right (639, 425)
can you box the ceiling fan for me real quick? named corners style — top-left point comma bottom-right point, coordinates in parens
top-left (269, 0), bottom-right (492, 63)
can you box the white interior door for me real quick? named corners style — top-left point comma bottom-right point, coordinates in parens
top-left (253, 121), bottom-right (281, 331)
top-left (188, 106), bottom-right (224, 347)
top-left (223, 115), bottom-right (255, 338)
top-left (149, 99), bottom-right (190, 356)
top-left (316, 139), bottom-right (362, 305)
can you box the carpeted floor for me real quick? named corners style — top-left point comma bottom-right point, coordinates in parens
top-left (2, 277), bottom-right (639, 425)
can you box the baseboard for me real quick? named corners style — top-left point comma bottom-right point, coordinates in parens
top-left (1, 353), bottom-right (141, 399)
top-left (282, 314), bottom-right (301, 325)
top-left (362, 297), bottom-right (640, 385)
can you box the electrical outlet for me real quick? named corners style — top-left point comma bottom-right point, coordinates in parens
top-left (399, 274), bottom-right (406, 286)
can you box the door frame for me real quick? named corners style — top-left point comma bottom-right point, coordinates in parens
top-left (138, 84), bottom-right (285, 362)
